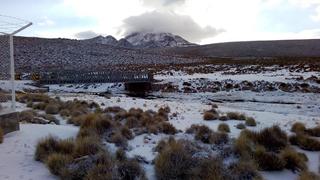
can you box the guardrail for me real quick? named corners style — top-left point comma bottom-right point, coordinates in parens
top-left (37, 71), bottom-right (153, 85)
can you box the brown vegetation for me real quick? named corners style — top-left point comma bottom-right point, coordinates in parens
top-left (226, 112), bottom-right (246, 120)
top-left (0, 127), bottom-right (3, 144)
top-left (289, 134), bottom-right (320, 151)
top-left (245, 117), bottom-right (257, 126)
top-left (218, 123), bottom-right (230, 133)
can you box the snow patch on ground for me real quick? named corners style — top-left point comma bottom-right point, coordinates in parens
top-left (0, 124), bottom-right (79, 180)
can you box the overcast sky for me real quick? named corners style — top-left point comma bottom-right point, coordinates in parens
top-left (1, 0), bottom-right (320, 44)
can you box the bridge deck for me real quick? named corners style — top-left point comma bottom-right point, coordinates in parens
top-left (38, 71), bottom-right (153, 84)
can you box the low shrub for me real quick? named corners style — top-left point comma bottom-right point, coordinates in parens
top-left (159, 122), bottom-right (177, 135)
top-left (77, 127), bottom-right (100, 139)
top-left (32, 102), bottom-right (47, 110)
top-left (125, 116), bottom-right (139, 129)
top-left (26, 101), bottom-right (33, 108)
top-left (18, 93), bottom-right (50, 103)
top-left (121, 126), bottom-right (134, 140)
top-left (219, 116), bottom-right (229, 121)
top-left (193, 158), bottom-right (226, 180)
top-left (155, 139), bottom-right (193, 180)
top-left (85, 164), bottom-right (113, 180)
top-left (228, 160), bottom-right (262, 180)
top-left (59, 109), bottom-right (70, 117)
top-left (245, 117), bottom-right (257, 126)
top-left (193, 125), bottom-right (213, 143)
top-left (46, 153), bottom-right (72, 176)
top-left (299, 171), bottom-right (320, 180)
top-left (291, 122), bottom-right (306, 134)
top-left (227, 112), bottom-right (246, 120)
top-left (210, 132), bottom-right (229, 145)
top-left (234, 130), bottom-right (254, 158)
top-left (158, 106), bottom-right (170, 117)
top-left (236, 123), bottom-right (246, 129)
top-left (115, 148), bottom-right (127, 161)
top-left (73, 136), bottom-right (102, 158)
top-left (19, 110), bottom-right (36, 123)
top-left (155, 138), bottom-right (230, 180)
top-left (280, 148), bottom-right (307, 172)
top-left (0, 127), bottom-right (3, 144)
top-left (218, 123), bottom-right (230, 133)
top-left (35, 136), bottom-right (74, 162)
top-left (110, 133), bottom-right (128, 148)
top-left (203, 110), bottom-right (219, 121)
top-left (306, 126), bottom-right (320, 137)
top-left (289, 134), bottom-right (320, 151)
top-left (117, 160), bottom-right (146, 180)
top-left (45, 103), bottom-right (60, 114)
top-left (80, 113), bottom-right (113, 135)
top-left (252, 125), bottom-right (288, 152)
top-left (187, 124), bottom-right (228, 144)
top-left (254, 146), bottom-right (285, 171)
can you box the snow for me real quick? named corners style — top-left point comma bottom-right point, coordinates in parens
top-left (0, 124), bottom-right (79, 180)
top-left (155, 69), bottom-right (320, 85)
top-left (0, 80), bottom-right (38, 92)
top-left (57, 91), bottom-right (320, 179)
top-left (0, 65), bottom-right (319, 180)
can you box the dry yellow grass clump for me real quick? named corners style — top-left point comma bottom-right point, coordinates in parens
top-left (0, 127), bottom-right (3, 144)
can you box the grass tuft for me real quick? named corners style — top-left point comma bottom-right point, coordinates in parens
top-left (35, 136), bottom-right (74, 162)
top-left (289, 134), bottom-right (320, 151)
top-left (280, 148), bottom-right (307, 172)
top-left (291, 122), bottom-right (306, 134)
top-left (245, 117), bottom-right (257, 126)
top-left (0, 127), bottom-right (3, 144)
top-left (46, 153), bottom-right (72, 176)
top-left (203, 109), bottom-right (219, 121)
top-left (218, 123), bottom-right (230, 133)
top-left (254, 146), bottom-right (285, 171)
top-left (227, 112), bottom-right (246, 120)
top-left (45, 103), bottom-right (60, 115)
top-left (299, 171), bottom-right (320, 180)
top-left (73, 136), bottom-right (101, 158)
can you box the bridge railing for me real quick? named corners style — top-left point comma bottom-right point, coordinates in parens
top-left (37, 71), bottom-right (153, 84)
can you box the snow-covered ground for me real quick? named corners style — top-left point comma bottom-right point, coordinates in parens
top-left (0, 80), bottom-right (38, 92)
top-left (156, 68), bottom-right (320, 84)
top-left (57, 92), bottom-right (320, 180)
top-left (0, 124), bottom-right (78, 180)
top-left (0, 65), bottom-right (319, 180)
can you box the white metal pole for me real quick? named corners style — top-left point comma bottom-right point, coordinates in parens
top-left (9, 35), bottom-right (16, 111)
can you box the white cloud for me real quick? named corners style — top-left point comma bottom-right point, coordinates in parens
top-left (121, 11), bottom-right (224, 42)
top-left (287, 0), bottom-right (320, 21)
top-left (141, 0), bottom-right (186, 8)
top-left (37, 16), bottom-right (55, 26)
top-left (74, 30), bottom-right (99, 39)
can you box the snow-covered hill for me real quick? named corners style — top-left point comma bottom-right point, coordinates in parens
top-left (84, 32), bottom-right (197, 49)
top-left (125, 32), bottom-right (197, 48)
top-left (84, 35), bottom-right (118, 45)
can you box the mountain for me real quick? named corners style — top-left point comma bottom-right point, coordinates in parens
top-left (154, 39), bottom-right (320, 58)
top-left (0, 36), bottom-right (202, 74)
top-left (84, 35), bottom-right (118, 45)
top-left (124, 32), bottom-right (197, 48)
top-left (116, 38), bottom-right (134, 48)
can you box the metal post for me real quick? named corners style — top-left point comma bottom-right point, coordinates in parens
top-left (9, 35), bottom-right (16, 111)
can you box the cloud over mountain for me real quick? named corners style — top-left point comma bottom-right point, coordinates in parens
top-left (74, 30), bottom-right (99, 39)
top-left (121, 11), bottom-right (224, 43)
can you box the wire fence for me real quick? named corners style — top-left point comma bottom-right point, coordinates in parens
top-left (0, 15), bottom-right (31, 114)
top-left (0, 35), bottom-right (12, 114)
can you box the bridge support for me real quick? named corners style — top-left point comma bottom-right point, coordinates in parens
top-left (125, 82), bottom-right (152, 96)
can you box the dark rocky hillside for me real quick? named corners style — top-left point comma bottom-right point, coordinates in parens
top-left (0, 36), bottom-right (204, 74)
top-left (154, 39), bottom-right (320, 58)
